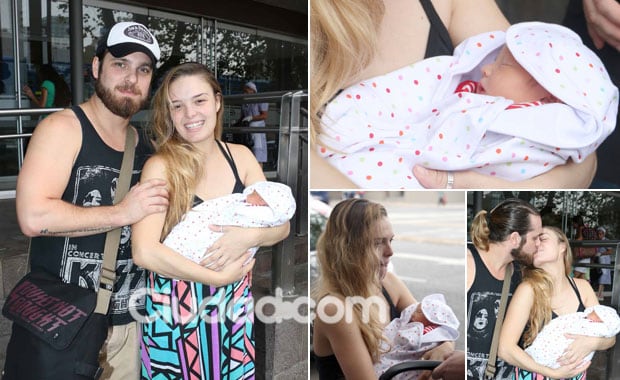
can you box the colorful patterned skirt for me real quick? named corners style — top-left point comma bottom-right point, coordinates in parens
top-left (515, 368), bottom-right (586, 380)
top-left (141, 272), bottom-right (255, 380)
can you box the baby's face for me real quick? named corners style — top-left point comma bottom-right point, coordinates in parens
top-left (478, 46), bottom-right (553, 103)
top-left (246, 191), bottom-right (267, 206)
top-left (586, 310), bottom-right (603, 323)
top-left (411, 303), bottom-right (430, 325)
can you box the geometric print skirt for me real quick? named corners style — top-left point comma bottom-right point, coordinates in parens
top-left (515, 368), bottom-right (586, 380)
top-left (141, 272), bottom-right (255, 379)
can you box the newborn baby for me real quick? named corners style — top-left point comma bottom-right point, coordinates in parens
top-left (525, 304), bottom-right (620, 369)
top-left (374, 294), bottom-right (460, 380)
top-left (163, 181), bottom-right (296, 264)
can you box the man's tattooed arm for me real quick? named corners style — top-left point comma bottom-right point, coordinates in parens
top-left (39, 226), bottom-right (115, 236)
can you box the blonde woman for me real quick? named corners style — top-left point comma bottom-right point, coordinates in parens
top-left (312, 198), bottom-right (455, 379)
top-left (498, 226), bottom-right (615, 379)
top-left (132, 63), bottom-right (289, 379)
top-left (310, 0), bottom-right (596, 189)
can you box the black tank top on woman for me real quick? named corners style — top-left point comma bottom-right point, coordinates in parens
top-left (420, 0), bottom-right (454, 58)
top-left (314, 287), bottom-right (400, 380)
top-left (551, 277), bottom-right (586, 319)
top-left (192, 140), bottom-right (245, 207)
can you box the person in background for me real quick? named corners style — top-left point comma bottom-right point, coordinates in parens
top-left (239, 81), bottom-right (269, 167)
top-left (594, 226), bottom-right (612, 301)
top-left (572, 215), bottom-right (597, 281)
top-left (23, 63), bottom-right (71, 108)
top-left (7, 21), bottom-right (168, 380)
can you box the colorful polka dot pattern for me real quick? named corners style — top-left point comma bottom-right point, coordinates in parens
top-left (163, 181), bottom-right (296, 264)
top-left (525, 305), bottom-right (620, 369)
top-left (317, 22), bottom-right (617, 189)
top-left (506, 22), bottom-right (617, 119)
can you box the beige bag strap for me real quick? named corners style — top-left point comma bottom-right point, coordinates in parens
top-left (484, 262), bottom-right (513, 379)
top-left (95, 127), bottom-right (136, 315)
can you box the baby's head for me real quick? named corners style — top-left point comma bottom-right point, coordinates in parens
top-left (492, 21), bottom-right (615, 115)
top-left (586, 310), bottom-right (603, 323)
top-left (411, 303), bottom-right (431, 326)
top-left (478, 45), bottom-right (557, 104)
top-left (245, 190), bottom-right (268, 206)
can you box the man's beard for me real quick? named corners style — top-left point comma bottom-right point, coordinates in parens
top-left (95, 80), bottom-right (146, 118)
top-left (511, 240), bottom-right (533, 267)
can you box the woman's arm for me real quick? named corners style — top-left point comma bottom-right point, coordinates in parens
top-left (310, 149), bottom-right (359, 189)
top-left (449, 0), bottom-right (510, 44)
top-left (23, 84), bottom-right (48, 108)
top-left (499, 283), bottom-right (589, 378)
top-left (131, 156), bottom-right (254, 285)
top-left (202, 144), bottom-right (290, 268)
top-left (414, 154), bottom-right (597, 189)
top-left (314, 300), bottom-right (378, 380)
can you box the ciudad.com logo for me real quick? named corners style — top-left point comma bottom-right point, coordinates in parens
top-left (128, 287), bottom-right (388, 325)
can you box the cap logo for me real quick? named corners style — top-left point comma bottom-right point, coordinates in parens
top-left (123, 24), bottom-right (154, 45)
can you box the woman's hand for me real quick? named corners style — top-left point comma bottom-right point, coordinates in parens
top-left (558, 334), bottom-right (600, 366)
top-left (210, 251), bottom-right (255, 286)
top-left (22, 84), bottom-right (34, 99)
top-left (549, 361), bottom-right (591, 379)
top-left (413, 154), bottom-right (596, 189)
top-left (201, 225), bottom-right (255, 270)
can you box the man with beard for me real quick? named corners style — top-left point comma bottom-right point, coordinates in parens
top-left (10, 22), bottom-right (168, 379)
top-left (466, 198), bottom-right (542, 380)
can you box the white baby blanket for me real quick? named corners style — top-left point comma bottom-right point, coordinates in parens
top-left (525, 304), bottom-right (620, 369)
top-left (374, 294), bottom-right (460, 380)
top-left (318, 22), bottom-right (618, 188)
top-left (163, 181), bottom-right (296, 263)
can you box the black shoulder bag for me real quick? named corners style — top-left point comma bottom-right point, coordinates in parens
top-left (2, 128), bottom-right (136, 380)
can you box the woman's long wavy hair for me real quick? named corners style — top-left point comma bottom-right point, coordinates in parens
top-left (149, 62), bottom-right (224, 239)
top-left (313, 198), bottom-right (388, 362)
top-left (470, 199), bottom-right (540, 251)
top-left (310, 0), bottom-right (384, 145)
top-left (522, 226), bottom-right (573, 347)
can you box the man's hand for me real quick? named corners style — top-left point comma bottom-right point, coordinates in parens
top-left (117, 178), bottom-right (168, 225)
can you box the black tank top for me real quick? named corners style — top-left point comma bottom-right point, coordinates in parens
top-left (314, 287), bottom-right (399, 379)
top-left (192, 140), bottom-right (245, 207)
top-left (29, 105), bottom-right (154, 325)
top-left (420, 0), bottom-right (454, 58)
top-left (466, 245), bottom-right (519, 380)
top-left (551, 277), bottom-right (586, 319)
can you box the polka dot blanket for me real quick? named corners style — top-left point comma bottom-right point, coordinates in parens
top-left (318, 22), bottom-right (617, 188)
top-left (162, 181), bottom-right (296, 264)
top-left (525, 304), bottom-right (620, 369)
top-left (374, 294), bottom-right (460, 380)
